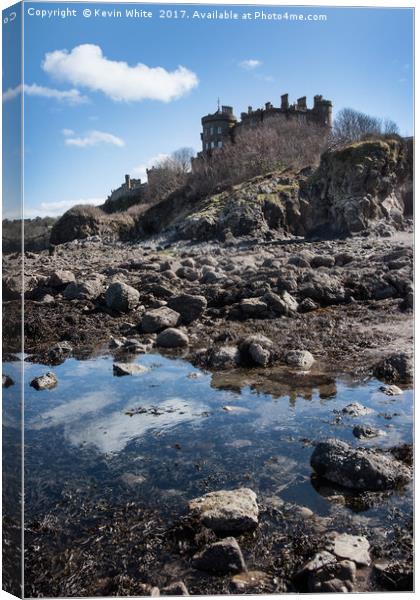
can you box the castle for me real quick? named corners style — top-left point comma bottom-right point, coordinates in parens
top-left (199, 93), bottom-right (332, 154)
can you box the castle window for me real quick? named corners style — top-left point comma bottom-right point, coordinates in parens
top-left (210, 127), bottom-right (214, 135)
top-left (211, 141), bottom-right (215, 149)
top-left (218, 141), bottom-right (223, 148)
top-left (217, 126), bottom-right (222, 134)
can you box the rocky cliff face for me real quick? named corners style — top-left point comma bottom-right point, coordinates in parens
top-left (50, 137), bottom-right (412, 245)
top-left (163, 171), bottom-right (307, 241)
top-left (301, 138), bottom-right (413, 237)
top-left (140, 137), bottom-right (412, 242)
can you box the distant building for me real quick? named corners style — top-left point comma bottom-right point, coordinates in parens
top-left (198, 93), bottom-right (332, 155)
top-left (103, 174), bottom-right (147, 212)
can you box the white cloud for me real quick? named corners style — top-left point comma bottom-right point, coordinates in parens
top-left (25, 197), bottom-right (104, 218)
top-left (2, 83), bottom-right (88, 104)
top-left (239, 59), bottom-right (263, 70)
top-left (64, 129), bottom-right (125, 148)
top-left (42, 44), bottom-right (199, 102)
top-left (132, 153), bottom-right (170, 180)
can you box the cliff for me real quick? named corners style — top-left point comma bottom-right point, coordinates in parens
top-left (50, 137), bottom-right (413, 246)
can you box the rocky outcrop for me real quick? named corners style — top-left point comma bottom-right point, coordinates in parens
top-left (50, 205), bottom-right (136, 245)
top-left (301, 138), bottom-right (413, 236)
top-left (138, 137), bottom-right (412, 243)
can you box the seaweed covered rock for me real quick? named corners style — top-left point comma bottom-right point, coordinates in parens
top-left (310, 438), bottom-right (411, 491)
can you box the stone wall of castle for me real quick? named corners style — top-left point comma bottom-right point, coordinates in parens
top-left (199, 94), bottom-right (332, 154)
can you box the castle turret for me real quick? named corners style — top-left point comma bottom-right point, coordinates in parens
top-left (201, 104), bottom-right (237, 152)
top-left (313, 94), bottom-right (333, 127)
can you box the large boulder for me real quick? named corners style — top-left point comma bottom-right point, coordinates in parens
top-left (263, 291), bottom-right (298, 316)
top-left (64, 277), bottom-right (103, 301)
top-left (141, 307), bottom-right (180, 333)
top-left (156, 328), bottom-right (189, 348)
top-left (167, 294), bottom-right (207, 324)
top-left (188, 488), bottom-right (259, 533)
top-left (105, 282), bottom-right (140, 312)
top-left (47, 270), bottom-right (76, 288)
top-left (373, 353), bottom-right (413, 383)
top-left (311, 438), bottom-right (411, 491)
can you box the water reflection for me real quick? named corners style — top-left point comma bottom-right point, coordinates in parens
top-left (1, 353), bottom-right (414, 525)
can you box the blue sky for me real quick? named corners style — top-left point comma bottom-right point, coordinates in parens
top-left (2, 2), bottom-right (414, 218)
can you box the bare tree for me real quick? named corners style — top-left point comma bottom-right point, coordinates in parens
top-left (147, 147), bottom-right (195, 202)
top-left (191, 118), bottom-right (329, 196)
top-left (332, 108), bottom-right (400, 145)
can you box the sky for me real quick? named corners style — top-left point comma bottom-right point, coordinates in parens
top-left (2, 2), bottom-right (414, 219)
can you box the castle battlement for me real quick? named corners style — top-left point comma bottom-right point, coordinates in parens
top-left (199, 93), bottom-right (332, 153)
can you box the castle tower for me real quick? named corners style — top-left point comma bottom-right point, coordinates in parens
top-left (312, 95), bottom-right (333, 127)
top-left (201, 104), bottom-right (237, 152)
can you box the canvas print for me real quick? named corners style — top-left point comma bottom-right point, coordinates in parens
top-left (2, 1), bottom-right (414, 596)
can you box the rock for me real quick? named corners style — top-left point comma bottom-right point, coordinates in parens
top-left (353, 425), bottom-right (383, 439)
top-left (141, 307), bottom-right (180, 333)
top-left (334, 252), bottom-right (354, 267)
top-left (156, 328), bottom-right (189, 348)
top-left (341, 402), bottom-right (373, 417)
top-left (285, 350), bottom-right (314, 370)
top-left (30, 372), bottom-right (58, 390)
top-left (113, 363), bottom-right (149, 376)
top-left (40, 294), bottom-right (55, 304)
top-left (109, 336), bottom-right (124, 349)
top-left (249, 342), bottom-right (271, 367)
top-left (294, 505), bottom-right (314, 519)
top-left (192, 537), bottom-right (246, 574)
top-left (302, 139), bottom-right (411, 236)
top-left (207, 346), bottom-right (241, 369)
top-left (288, 255), bottom-right (311, 269)
top-left (373, 560), bottom-right (413, 591)
top-left (300, 551), bottom-right (336, 575)
top-left (379, 384), bottom-right (403, 396)
top-left (161, 581), bottom-right (189, 596)
top-left (47, 341), bottom-right (73, 364)
top-left (2, 374), bottom-right (14, 388)
top-left (238, 334), bottom-right (274, 366)
top-left (188, 488), bottom-right (259, 533)
top-left (310, 438), bottom-right (411, 491)
top-left (105, 282), bottom-right (140, 312)
top-left (200, 270), bottom-right (217, 284)
top-left (326, 532), bottom-right (371, 566)
top-left (296, 550), bottom-right (357, 593)
top-left (373, 353), bottom-right (413, 383)
top-left (263, 290), bottom-right (298, 316)
top-left (167, 294), bottom-right (207, 324)
top-left (180, 257), bottom-right (195, 268)
top-left (240, 298), bottom-right (269, 318)
top-left (299, 272), bottom-right (346, 305)
top-left (298, 297), bottom-right (318, 313)
top-left (47, 270), bottom-right (76, 288)
top-left (64, 277), bottom-right (103, 301)
top-left (231, 571), bottom-right (274, 592)
top-left (310, 255), bottom-right (335, 269)
top-left (176, 266), bottom-right (200, 281)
